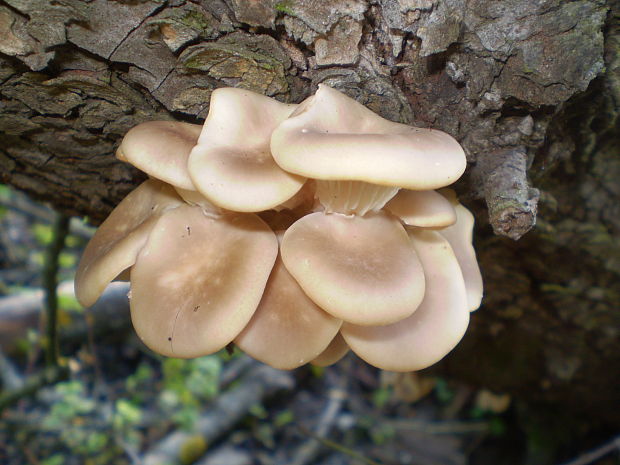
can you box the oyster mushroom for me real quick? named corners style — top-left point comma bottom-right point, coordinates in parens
top-left (188, 87), bottom-right (306, 212)
top-left (311, 333), bottom-right (350, 367)
top-left (341, 230), bottom-right (469, 372)
top-left (116, 121), bottom-right (202, 190)
top-left (438, 190), bottom-right (484, 312)
top-left (235, 233), bottom-right (342, 370)
top-left (74, 179), bottom-right (183, 307)
top-left (271, 85), bottom-right (466, 326)
top-left (385, 189), bottom-right (456, 229)
top-left (130, 204), bottom-right (278, 358)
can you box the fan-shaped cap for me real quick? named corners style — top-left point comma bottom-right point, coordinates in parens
top-left (116, 121), bottom-right (202, 190)
top-left (342, 230), bottom-right (469, 372)
top-left (271, 85), bottom-right (466, 190)
top-left (281, 211), bottom-right (426, 326)
top-left (385, 189), bottom-right (456, 228)
top-left (174, 187), bottom-right (223, 215)
top-left (311, 333), bottom-right (349, 367)
top-left (235, 233), bottom-right (342, 370)
top-left (130, 205), bottom-right (278, 358)
top-left (188, 87), bottom-right (305, 212)
top-left (438, 190), bottom-right (483, 312)
top-left (75, 180), bottom-right (183, 307)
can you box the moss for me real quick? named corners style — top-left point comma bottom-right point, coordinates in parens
top-left (274, 0), bottom-right (295, 15)
top-left (179, 9), bottom-right (215, 33)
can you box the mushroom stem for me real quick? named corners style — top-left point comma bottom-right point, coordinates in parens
top-left (315, 180), bottom-right (399, 216)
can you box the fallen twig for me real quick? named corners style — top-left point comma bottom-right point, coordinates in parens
top-left (0, 348), bottom-right (23, 390)
top-left (0, 365), bottom-right (69, 412)
top-left (141, 363), bottom-right (294, 465)
top-left (558, 435), bottom-right (620, 465)
top-left (0, 281), bottom-right (132, 354)
top-left (287, 360), bottom-right (351, 465)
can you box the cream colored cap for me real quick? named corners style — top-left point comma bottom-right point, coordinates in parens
top-left (188, 87), bottom-right (305, 212)
top-left (385, 189), bottom-right (457, 228)
top-left (116, 121), bottom-right (202, 190)
top-left (75, 180), bottom-right (183, 307)
top-left (438, 190), bottom-right (483, 312)
top-left (311, 333), bottom-right (349, 367)
top-left (342, 230), bottom-right (469, 372)
top-left (235, 233), bottom-right (342, 370)
top-left (281, 211), bottom-right (426, 326)
top-left (271, 85), bottom-right (466, 190)
top-left (130, 205), bottom-right (278, 358)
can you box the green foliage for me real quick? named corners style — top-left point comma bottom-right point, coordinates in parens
top-left (433, 378), bottom-right (454, 404)
top-left (33, 223), bottom-right (53, 246)
top-left (58, 293), bottom-right (83, 312)
top-left (126, 362), bottom-right (155, 403)
top-left (158, 356), bottom-right (222, 429)
top-left (371, 387), bottom-right (392, 408)
top-left (41, 454), bottom-right (65, 465)
top-left (59, 251), bottom-right (76, 268)
top-left (249, 403), bottom-right (269, 420)
top-left (40, 381), bottom-right (117, 461)
top-left (310, 365), bottom-right (325, 378)
top-left (368, 423), bottom-right (396, 446)
top-left (274, 409), bottom-right (294, 428)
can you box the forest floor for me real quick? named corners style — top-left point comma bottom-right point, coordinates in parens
top-left (0, 185), bottom-right (617, 465)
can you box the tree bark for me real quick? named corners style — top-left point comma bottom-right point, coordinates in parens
top-left (0, 0), bottom-right (618, 425)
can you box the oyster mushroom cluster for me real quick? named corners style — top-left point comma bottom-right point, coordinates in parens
top-left (75, 85), bottom-right (483, 372)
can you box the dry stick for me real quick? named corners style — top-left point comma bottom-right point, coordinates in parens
top-left (296, 429), bottom-right (383, 465)
top-left (0, 365), bottom-right (67, 411)
top-left (0, 349), bottom-right (23, 390)
top-left (558, 435), bottom-right (620, 465)
top-left (141, 364), bottom-right (294, 465)
top-left (288, 362), bottom-right (352, 465)
top-left (42, 213), bottom-right (70, 368)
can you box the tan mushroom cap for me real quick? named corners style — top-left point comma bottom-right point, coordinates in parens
top-left (116, 121), bottom-right (202, 190)
top-left (130, 205), bottom-right (278, 358)
top-left (188, 87), bottom-right (306, 212)
top-left (174, 187), bottom-right (223, 215)
top-left (271, 85), bottom-right (466, 190)
top-left (342, 230), bottom-right (469, 372)
top-left (235, 233), bottom-right (342, 370)
top-left (75, 180), bottom-right (183, 307)
top-left (311, 333), bottom-right (350, 367)
top-left (281, 211), bottom-right (426, 326)
top-left (385, 189), bottom-right (457, 228)
top-left (438, 191), bottom-right (483, 312)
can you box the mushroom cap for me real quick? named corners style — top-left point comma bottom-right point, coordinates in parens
top-left (116, 121), bottom-right (202, 190)
top-left (174, 186), bottom-right (223, 215)
top-left (341, 230), bottom-right (469, 372)
top-left (271, 85), bottom-right (466, 190)
top-left (188, 87), bottom-right (306, 212)
top-left (281, 211), bottom-right (426, 326)
top-left (438, 191), bottom-right (483, 312)
top-left (385, 189), bottom-right (457, 228)
top-left (130, 205), bottom-right (278, 358)
top-left (235, 233), bottom-right (342, 370)
top-left (75, 180), bottom-right (183, 307)
top-left (311, 333), bottom-right (349, 367)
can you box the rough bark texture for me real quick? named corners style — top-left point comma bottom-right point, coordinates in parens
top-left (0, 0), bottom-right (618, 425)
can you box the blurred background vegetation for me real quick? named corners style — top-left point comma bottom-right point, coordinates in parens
top-left (0, 183), bottom-right (617, 465)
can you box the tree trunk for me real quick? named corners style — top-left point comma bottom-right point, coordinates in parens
top-left (1, 0), bottom-right (618, 425)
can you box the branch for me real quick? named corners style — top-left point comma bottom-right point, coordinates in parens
top-left (558, 435), bottom-right (620, 465)
top-left (0, 365), bottom-right (69, 412)
top-left (141, 363), bottom-right (294, 465)
top-left (42, 213), bottom-right (70, 368)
